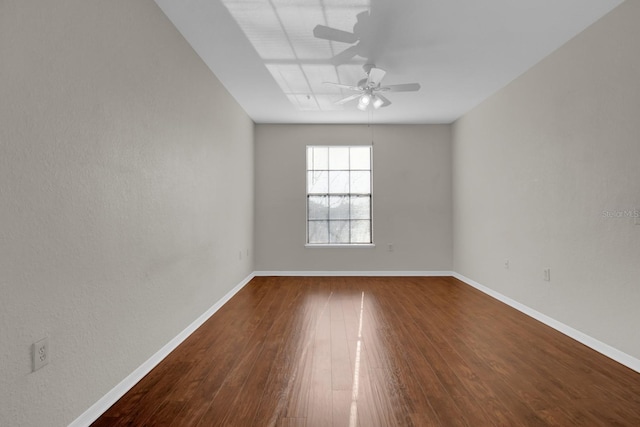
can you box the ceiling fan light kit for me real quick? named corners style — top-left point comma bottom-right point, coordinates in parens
top-left (324, 64), bottom-right (421, 112)
top-left (357, 93), bottom-right (385, 111)
top-left (357, 93), bottom-right (371, 110)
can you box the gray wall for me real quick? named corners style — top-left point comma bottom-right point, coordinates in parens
top-left (453, 1), bottom-right (640, 359)
top-left (0, 1), bottom-right (254, 425)
top-left (255, 124), bottom-right (452, 272)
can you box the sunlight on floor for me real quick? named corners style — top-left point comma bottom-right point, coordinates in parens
top-left (349, 291), bottom-right (365, 427)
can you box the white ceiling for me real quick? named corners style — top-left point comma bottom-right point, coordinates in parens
top-left (154, 0), bottom-right (623, 124)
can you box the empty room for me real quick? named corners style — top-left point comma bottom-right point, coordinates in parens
top-left (2, 0), bottom-right (640, 426)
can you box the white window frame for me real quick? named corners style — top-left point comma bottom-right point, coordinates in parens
top-left (305, 145), bottom-right (375, 247)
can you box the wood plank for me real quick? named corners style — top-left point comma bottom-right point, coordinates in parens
top-left (369, 280), bottom-right (466, 426)
top-left (278, 418), bottom-right (307, 427)
top-left (199, 278), bottom-right (305, 426)
top-left (254, 279), bottom-right (331, 426)
top-left (305, 283), bottom-right (333, 427)
top-left (330, 284), bottom-right (353, 392)
top-left (98, 280), bottom-right (274, 426)
top-left (169, 277), bottom-right (286, 426)
top-left (284, 278), bottom-right (331, 419)
top-left (412, 277), bottom-right (593, 423)
top-left (397, 278), bottom-right (549, 425)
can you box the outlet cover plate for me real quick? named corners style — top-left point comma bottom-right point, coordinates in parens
top-left (33, 337), bottom-right (49, 372)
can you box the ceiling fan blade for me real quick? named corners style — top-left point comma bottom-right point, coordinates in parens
top-left (335, 94), bottom-right (362, 105)
top-left (330, 45), bottom-right (360, 65)
top-left (381, 83), bottom-right (421, 92)
top-left (313, 25), bottom-right (358, 44)
top-left (366, 67), bottom-right (386, 87)
top-left (376, 94), bottom-right (392, 108)
top-left (323, 82), bottom-right (362, 91)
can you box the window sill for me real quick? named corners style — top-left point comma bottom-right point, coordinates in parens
top-left (305, 244), bottom-right (376, 249)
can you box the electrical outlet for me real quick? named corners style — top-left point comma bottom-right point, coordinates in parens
top-left (504, 260), bottom-right (510, 270)
top-left (32, 338), bottom-right (49, 372)
top-left (387, 243), bottom-right (394, 252)
top-left (543, 269), bottom-right (551, 282)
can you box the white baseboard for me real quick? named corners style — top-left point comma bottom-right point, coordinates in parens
top-left (253, 270), bottom-right (454, 277)
top-left (452, 272), bottom-right (640, 374)
top-left (69, 272), bottom-right (255, 427)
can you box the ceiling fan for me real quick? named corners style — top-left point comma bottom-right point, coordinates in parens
top-left (324, 64), bottom-right (421, 111)
top-left (313, 11), bottom-right (371, 65)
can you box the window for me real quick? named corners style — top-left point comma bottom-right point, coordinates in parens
top-left (306, 146), bottom-right (373, 245)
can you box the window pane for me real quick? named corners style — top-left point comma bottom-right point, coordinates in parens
top-left (351, 196), bottom-right (370, 220)
top-left (308, 146), bottom-right (328, 170)
top-left (329, 220), bottom-right (350, 243)
top-left (329, 195), bottom-right (349, 219)
top-left (308, 171), bottom-right (328, 193)
top-left (308, 196), bottom-right (329, 220)
top-left (329, 146), bottom-right (349, 170)
top-left (350, 171), bottom-right (370, 194)
top-left (307, 145), bottom-right (373, 245)
top-left (308, 220), bottom-right (329, 244)
top-left (329, 170), bottom-right (349, 194)
top-left (351, 220), bottom-right (371, 243)
top-left (350, 146), bottom-right (371, 170)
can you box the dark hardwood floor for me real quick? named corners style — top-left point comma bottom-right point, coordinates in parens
top-left (93, 276), bottom-right (640, 426)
